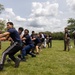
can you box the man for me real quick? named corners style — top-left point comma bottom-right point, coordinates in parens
top-left (73, 31), bottom-right (75, 48)
top-left (0, 22), bottom-right (22, 71)
top-left (47, 34), bottom-right (52, 48)
top-left (64, 28), bottom-right (70, 51)
top-left (0, 31), bottom-right (2, 49)
top-left (18, 27), bottom-right (24, 38)
top-left (31, 33), bottom-right (42, 54)
top-left (39, 32), bottom-right (45, 48)
top-left (7, 27), bottom-right (24, 62)
top-left (20, 29), bottom-right (36, 61)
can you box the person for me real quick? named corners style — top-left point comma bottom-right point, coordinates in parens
top-left (9, 27), bottom-right (24, 45)
top-left (31, 31), bottom-right (36, 53)
top-left (47, 34), bottom-right (52, 48)
top-left (7, 27), bottom-right (24, 62)
top-left (0, 31), bottom-right (2, 49)
top-left (0, 22), bottom-right (22, 71)
top-left (18, 27), bottom-right (24, 38)
top-left (17, 27), bottom-right (24, 56)
top-left (73, 31), bottom-right (75, 48)
top-left (64, 28), bottom-right (70, 51)
top-left (20, 29), bottom-right (36, 61)
top-left (31, 33), bottom-right (42, 54)
top-left (39, 32), bottom-right (45, 48)
top-left (43, 34), bottom-right (47, 48)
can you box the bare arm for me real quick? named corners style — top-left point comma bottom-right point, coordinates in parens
top-left (0, 35), bottom-right (10, 41)
top-left (22, 37), bottom-right (26, 41)
top-left (0, 32), bottom-right (10, 38)
top-left (31, 38), bottom-right (36, 41)
top-left (0, 37), bottom-right (7, 41)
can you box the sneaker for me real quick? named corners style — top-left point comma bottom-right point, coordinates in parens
top-left (32, 54), bottom-right (36, 57)
top-left (14, 58), bottom-right (20, 68)
top-left (0, 64), bottom-right (3, 71)
top-left (21, 58), bottom-right (26, 62)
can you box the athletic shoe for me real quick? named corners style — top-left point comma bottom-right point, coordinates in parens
top-left (0, 64), bottom-right (3, 71)
top-left (32, 54), bottom-right (36, 57)
top-left (21, 58), bottom-right (26, 62)
top-left (14, 58), bottom-right (20, 68)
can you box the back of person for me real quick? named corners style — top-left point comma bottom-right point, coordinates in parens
top-left (8, 28), bottom-right (21, 43)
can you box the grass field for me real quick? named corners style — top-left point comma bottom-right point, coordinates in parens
top-left (0, 40), bottom-right (75, 75)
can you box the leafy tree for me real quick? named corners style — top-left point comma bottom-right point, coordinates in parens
top-left (0, 4), bottom-right (5, 32)
top-left (67, 18), bottom-right (75, 32)
top-left (0, 4), bottom-right (4, 14)
top-left (0, 20), bottom-right (6, 32)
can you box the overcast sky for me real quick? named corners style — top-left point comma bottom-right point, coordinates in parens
top-left (0, 0), bottom-right (75, 33)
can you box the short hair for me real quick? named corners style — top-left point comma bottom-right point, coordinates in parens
top-left (65, 27), bottom-right (68, 30)
top-left (18, 27), bottom-right (24, 31)
top-left (25, 29), bottom-right (29, 33)
top-left (7, 22), bottom-right (14, 26)
top-left (32, 31), bottom-right (35, 33)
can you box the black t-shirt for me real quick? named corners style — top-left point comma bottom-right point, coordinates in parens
top-left (7, 28), bottom-right (21, 43)
top-left (65, 32), bottom-right (70, 37)
top-left (23, 34), bottom-right (33, 45)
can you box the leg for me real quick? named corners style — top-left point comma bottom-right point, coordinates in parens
top-left (64, 40), bottom-right (66, 51)
top-left (47, 42), bottom-right (49, 48)
top-left (0, 41), bottom-right (1, 49)
top-left (74, 39), bottom-right (75, 47)
top-left (0, 45), bottom-right (15, 70)
top-left (50, 41), bottom-right (52, 48)
top-left (67, 39), bottom-right (70, 51)
top-left (22, 44), bottom-right (35, 58)
top-left (0, 42), bottom-right (20, 70)
top-left (36, 46), bottom-right (39, 54)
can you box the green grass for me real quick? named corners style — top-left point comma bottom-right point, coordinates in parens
top-left (0, 40), bottom-right (75, 75)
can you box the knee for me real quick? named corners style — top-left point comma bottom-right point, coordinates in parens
top-left (2, 52), bottom-right (7, 56)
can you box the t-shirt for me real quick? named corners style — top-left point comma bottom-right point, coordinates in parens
top-left (35, 37), bottom-right (41, 44)
top-left (31, 34), bottom-right (41, 44)
top-left (7, 28), bottom-right (21, 43)
top-left (23, 34), bottom-right (33, 45)
top-left (65, 32), bottom-right (70, 37)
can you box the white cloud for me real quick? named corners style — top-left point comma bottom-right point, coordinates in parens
top-left (15, 16), bottom-right (26, 22)
top-left (0, 8), bottom-right (27, 28)
top-left (66, 0), bottom-right (75, 11)
top-left (5, 8), bottom-right (15, 16)
top-left (28, 17), bottom-right (61, 28)
top-left (27, 1), bottom-right (64, 32)
top-left (0, 1), bottom-right (69, 33)
top-left (31, 1), bottom-right (59, 17)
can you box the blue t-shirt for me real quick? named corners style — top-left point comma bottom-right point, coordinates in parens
top-left (7, 28), bottom-right (21, 43)
top-left (35, 37), bottom-right (41, 44)
top-left (23, 34), bottom-right (33, 45)
top-left (31, 34), bottom-right (41, 44)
